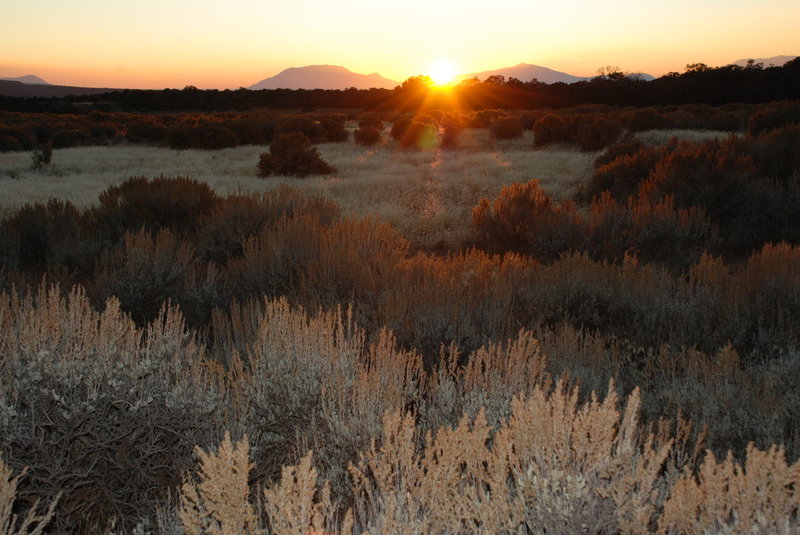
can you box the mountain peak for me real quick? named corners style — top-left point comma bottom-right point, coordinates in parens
top-left (0, 74), bottom-right (50, 85)
top-left (250, 65), bottom-right (398, 90)
top-left (459, 63), bottom-right (590, 84)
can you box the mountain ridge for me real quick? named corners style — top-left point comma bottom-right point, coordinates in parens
top-left (0, 74), bottom-right (50, 85)
top-left (249, 65), bottom-right (399, 90)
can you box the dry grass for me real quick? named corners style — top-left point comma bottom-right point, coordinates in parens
top-left (0, 127), bottom-right (596, 249)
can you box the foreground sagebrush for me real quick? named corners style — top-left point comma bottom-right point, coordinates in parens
top-left (0, 282), bottom-right (798, 533)
top-left (174, 384), bottom-right (800, 535)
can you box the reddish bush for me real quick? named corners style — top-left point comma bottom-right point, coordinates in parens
top-left (472, 180), bottom-right (584, 261)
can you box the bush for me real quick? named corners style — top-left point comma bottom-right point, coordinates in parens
top-left (489, 116), bottom-right (524, 140)
top-left (593, 134), bottom-right (643, 169)
top-left (394, 121), bottom-right (438, 150)
top-left (747, 124), bottom-right (800, 181)
top-left (319, 114), bottom-right (348, 142)
top-left (572, 115), bottom-right (623, 151)
top-left (0, 198), bottom-right (84, 273)
top-left (439, 114), bottom-right (463, 149)
top-left (91, 175), bottom-right (219, 240)
top-left (257, 133), bottom-right (336, 177)
top-left (125, 117), bottom-right (168, 144)
top-left (353, 126), bottom-right (381, 146)
top-left (166, 125), bottom-right (238, 150)
top-left (588, 139), bottom-right (677, 201)
top-left (622, 107), bottom-right (666, 132)
top-left (275, 117), bottom-right (326, 143)
top-left (390, 117), bottom-right (412, 141)
top-left (747, 100), bottom-right (800, 136)
top-left (472, 180), bottom-right (584, 261)
top-left (358, 113), bottom-right (383, 130)
top-left (50, 128), bottom-right (92, 148)
top-left (30, 141), bottom-right (52, 170)
top-left (533, 114), bottom-right (568, 147)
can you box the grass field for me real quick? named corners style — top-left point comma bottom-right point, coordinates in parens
top-left (0, 127), bottom-right (726, 248)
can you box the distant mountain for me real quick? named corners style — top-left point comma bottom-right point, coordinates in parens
top-left (0, 74), bottom-right (50, 85)
top-left (459, 63), bottom-right (590, 84)
top-left (459, 63), bottom-right (654, 84)
top-left (730, 55), bottom-right (797, 67)
top-left (250, 65), bottom-right (399, 90)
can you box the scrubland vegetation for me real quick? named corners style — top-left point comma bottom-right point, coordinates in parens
top-left (1, 98), bottom-right (799, 533)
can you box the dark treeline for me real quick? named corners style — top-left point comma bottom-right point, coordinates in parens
top-left (1, 58), bottom-right (798, 113)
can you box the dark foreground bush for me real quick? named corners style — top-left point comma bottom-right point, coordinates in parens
top-left (90, 175), bottom-right (219, 240)
top-left (257, 133), bottom-right (336, 177)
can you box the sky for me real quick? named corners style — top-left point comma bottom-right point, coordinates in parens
top-left (1, 0), bottom-right (798, 89)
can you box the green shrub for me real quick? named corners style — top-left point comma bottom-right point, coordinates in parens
top-left (257, 133), bottom-right (336, 177)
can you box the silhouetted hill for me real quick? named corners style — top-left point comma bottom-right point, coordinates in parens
top-left (249, 65), bottom-right (399, 90)
top-left (461, 63), bottom-right (655, 84)
top-left (460, 63), bottom-right (589, 84)
top-left (0, 80), bottom-right (117, 98)
top-left (730, 55), bottom-right (797, 67)
top-left (0, 75), bottom-right (50, 85)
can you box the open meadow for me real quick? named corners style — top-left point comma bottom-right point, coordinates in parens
top-left (0, 126), bottom-right (723, 249)
top-left (1, 106), bottom-right (799, 534)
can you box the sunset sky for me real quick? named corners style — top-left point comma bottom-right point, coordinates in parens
top-left (2, 0), bottom-right (798, 89)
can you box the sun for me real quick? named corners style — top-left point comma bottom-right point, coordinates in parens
top-left (427, 59), bottom-right (457, 87)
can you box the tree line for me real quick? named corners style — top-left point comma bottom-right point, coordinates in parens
top-left (1, 58), bottom-right (798, 113)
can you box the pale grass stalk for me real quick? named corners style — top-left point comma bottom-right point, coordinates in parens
top-left (263, 451), bottom-right (350, 535)
top-left (351, 379), bottom-right (670, 534)
top-left (180, 432), bottom-right (260, 535)
top-left (0, 458), bottom-right (58, 535)
top-left (660, 443), bottom-right (800, 534)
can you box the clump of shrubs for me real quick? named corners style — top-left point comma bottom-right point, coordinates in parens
top-left (257, 133), bottom-right (336, 178)
top-left (392, 119), bottom-right (438, 149)
top-left (489, 116), bottom-right (524, 140)
top-left (533, 114), bottom-right (621, 151)
top-left (353, 126), bottom-right (381, 146)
